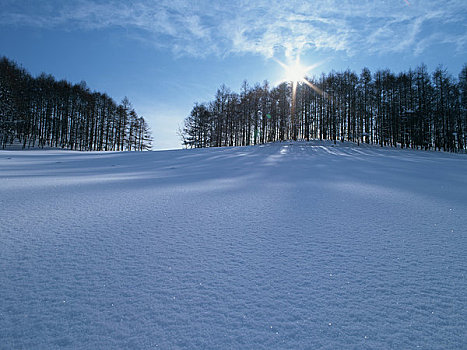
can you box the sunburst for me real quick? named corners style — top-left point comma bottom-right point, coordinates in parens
top-left (275, 56), bottom-right (325, 111)
top-left (276, 56), bottom-right (310, 85)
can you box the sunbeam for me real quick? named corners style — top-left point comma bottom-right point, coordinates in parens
top-left (275, 56), bottom-right (326, 113)
top-left (275, 56), bottom-right (321, 86)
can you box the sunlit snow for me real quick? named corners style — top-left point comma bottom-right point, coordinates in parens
top-left (1, 141), bottom-right (466, 349)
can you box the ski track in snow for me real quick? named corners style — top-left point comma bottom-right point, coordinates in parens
top-left (0, 141), bottom-right (466, 349)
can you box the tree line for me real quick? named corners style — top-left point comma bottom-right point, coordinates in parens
top-left (0, 57), bottom-right (152, 151)
top-left (181, 64), bottom-right (467, 152)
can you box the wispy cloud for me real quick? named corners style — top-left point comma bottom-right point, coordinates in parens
top-left (1, 0), bottom-right (466, 59)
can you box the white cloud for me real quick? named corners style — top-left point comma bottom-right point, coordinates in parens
top-left (1, 0), bottom-right (466, 59)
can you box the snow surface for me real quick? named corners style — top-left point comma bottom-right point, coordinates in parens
top-left (1, 141), bottom-right (466, 349)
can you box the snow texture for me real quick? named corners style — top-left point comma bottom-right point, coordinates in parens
top-left (1, 141), bottom-right (466, 349)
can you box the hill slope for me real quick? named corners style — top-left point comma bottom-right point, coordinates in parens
top-left (1, 141), bottom-right (466, 349)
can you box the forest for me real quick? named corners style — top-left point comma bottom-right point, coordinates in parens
top-left (0, 57), bottom-right (152, 151)
top-left (182, 64), bottom-right (467, 152)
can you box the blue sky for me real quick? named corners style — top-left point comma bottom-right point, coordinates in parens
top-left (1, 0), bottom-right (466, 149)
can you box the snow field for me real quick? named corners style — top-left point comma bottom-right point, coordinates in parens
top-left (0, 141), bottom-right (466, 349)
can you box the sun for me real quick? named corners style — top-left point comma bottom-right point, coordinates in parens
top-left (274, 56), bottom-right (325, 95)
top-left (276, 56), bottom-right (313, 85)
top-left (274, 55), bottom-right (326, 113)
top-left (283, 60), bottom-right (308, 84)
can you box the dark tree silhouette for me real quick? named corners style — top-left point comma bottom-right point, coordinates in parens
top-left (0, 57), bottom-right (152, 151)
top-left (182, 64), bottom-right (466, 152)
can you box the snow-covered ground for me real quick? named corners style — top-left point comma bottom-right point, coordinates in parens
top-left (1, 141), bottom-right (466, 349)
